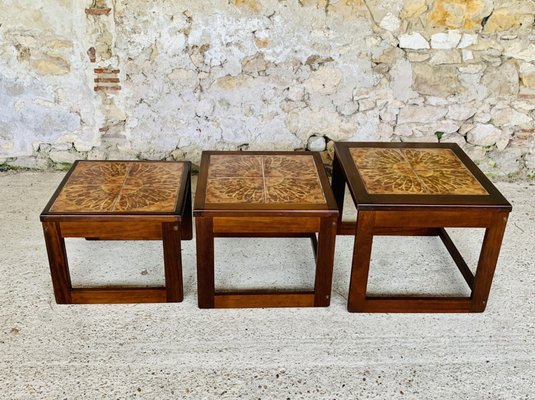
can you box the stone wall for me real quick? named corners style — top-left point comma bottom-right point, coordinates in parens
top-left (0, 0), bottom-right (534, 177)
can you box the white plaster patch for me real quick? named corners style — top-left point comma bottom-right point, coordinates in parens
top-left (458, 34), bottom-right (477, 49)
top-left (504, 42), bottom-right (535, 62)
top-left (303, 66), bottom-right (343, 95)
top-left (379, 13), bottom-right (401, 32)
top-left (492, 108), bottom-right (532, 126)
top-left (399, 32), bottom-right (430, 49)
top-left (430, 50), bottom-right (461, 65)
top-left (397, 105), bottom-right (448, 124)
top-left (389, 59), bottom-right (417, 101)
top-left (462, 50), bottom-right (474, 62)
top-left (467, 123), bottom-right (502, 146)
top-left (447, 104), bottom-right (477, 121)
top-left (431, 31), bottom-right (462, 49)
top-left (287, 108), bottom-right (346, 141)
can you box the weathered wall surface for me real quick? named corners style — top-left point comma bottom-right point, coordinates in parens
top-left (0, 0), bottom-right (534, 177)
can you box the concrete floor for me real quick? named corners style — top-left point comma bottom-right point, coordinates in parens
top-left (0, 171), bottom-right (534, 399)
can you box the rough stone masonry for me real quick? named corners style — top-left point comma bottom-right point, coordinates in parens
top-left (0, 0), bottom-right (534, 177)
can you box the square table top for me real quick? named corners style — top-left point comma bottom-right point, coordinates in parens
top-left (194, 151), bottom-right (338, 214)
top-left (41, 160), bottom-right (189, 216)
top-left (334, 142), bottom-right (511, 210)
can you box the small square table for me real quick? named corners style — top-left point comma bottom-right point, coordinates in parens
top-left (40, 160), bottom-right (192, 304)
top-left (194, 151), bottom-right (339, 308)
top-left (331, 142), bottom-right (511, 313)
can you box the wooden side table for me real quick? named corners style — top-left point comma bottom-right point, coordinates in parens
top-left (331, 142), bottom-right (512, 313)
top-left (194, 151), bottom-right (339, 308)
top-left (40, 160), bottom-right (192, 304)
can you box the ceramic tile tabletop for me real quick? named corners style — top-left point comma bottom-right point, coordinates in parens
top-left (350, 148), bottom-right (488, 195)
top-left (50, 161), bottom-right (185, 213)
top-left (205, 154), bottom-right (326, 205)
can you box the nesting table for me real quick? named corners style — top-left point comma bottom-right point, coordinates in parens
top-left (194, 151), bottom-right (339, 308)
top-left (331, 142), bottom-right (511, 313)
top-left (40, 160), bottom-right (192, 304)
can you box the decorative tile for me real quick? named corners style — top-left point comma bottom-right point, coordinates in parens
top-left (205, 154), bottom-right (326, 205)
top-left (354, 171), bottom-right (426, 195)
top-left (206, 178), bottom-right (265, 204)
top-left (50, 162), bottom-right (184, 213)
top-left (417, 169), bottom-right (486, 195)
top-left (65, 162), bottom-right (128, 186)
top-left (350, 148), bottom-right (488, 195)
top-left (208, 155), bottom-right (263, 178)
top-left (404, 148), bottom-right (464, 171)
top-left (263, 155), bottom-right (318, 178)
top-left (350, 148), bottom-right (407, 170)
top-left (265, 177), bottom-right (326, 204)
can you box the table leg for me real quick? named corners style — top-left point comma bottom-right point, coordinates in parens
top-left (42, 222), bottom-right (72, 304)
top-left (470, 211), bottom-right (509, 312)
top-left (314, 217), bottom-right (337, 307)
top-left (196, 217), bottom-right (215, 308)
top-left (181, 177), bottom-right (193, 241)
top-left (162, 221), bottom-right (183, 302)
top-left (347, 211), bottom-right (376, 312)
top-left (331, 153), bottom-right (346, 226)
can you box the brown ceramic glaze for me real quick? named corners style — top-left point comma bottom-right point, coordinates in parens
top-left (350, 148), bottom-right (488, 195)
top-left (50, 161), bottom-right (184, 213)
top-left (205, 154), bottom-right (326, 204)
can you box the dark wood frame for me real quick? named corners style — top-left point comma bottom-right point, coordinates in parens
top-left (40, 160), bottom-right (193, 304)
top-left (194, 151), bottom-right (339, 308)
top-left (331, 142), bottom-right (512, 313)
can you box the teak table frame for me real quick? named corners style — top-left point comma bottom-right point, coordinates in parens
top-left (194, 151), bottom-right (339, 308)
top-left (40, 160), bottom-right (192, 304)
top-left (331, 142), bottom-right (511, 313)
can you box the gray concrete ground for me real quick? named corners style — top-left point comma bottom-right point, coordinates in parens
top-left (0, 171), bottom-right (534, 399)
